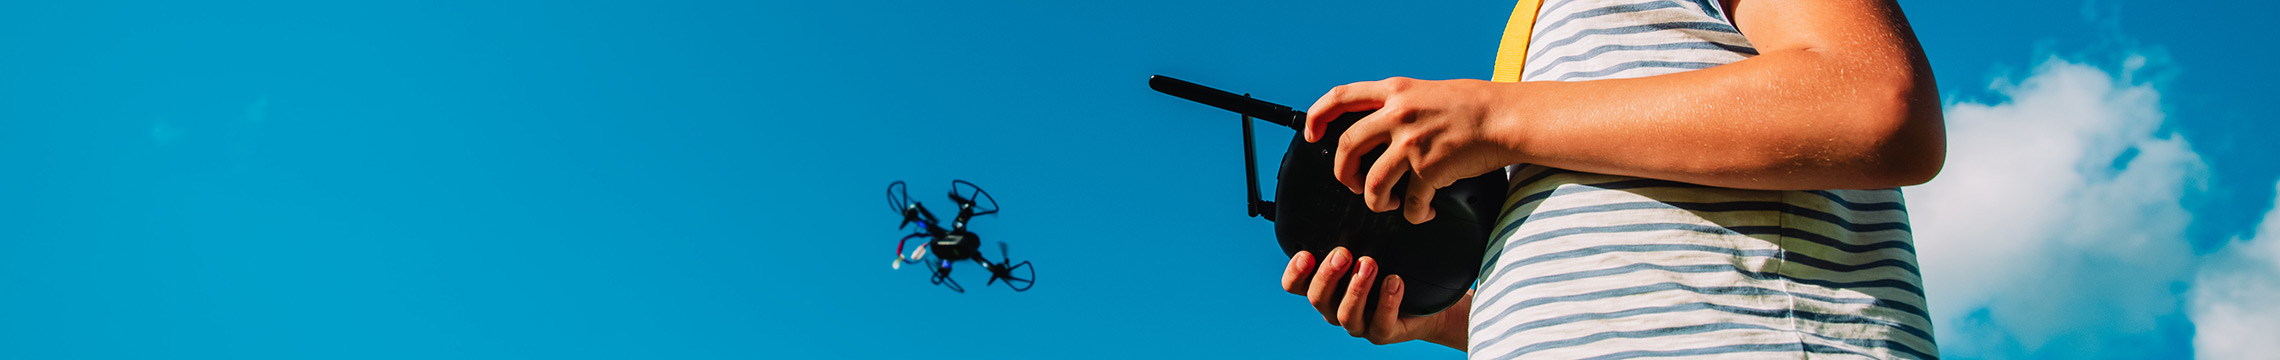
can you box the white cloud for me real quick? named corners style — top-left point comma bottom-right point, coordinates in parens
top-left (2190, 184), bottom-right (2280, 360)
top-left (1909, 55), bottom-right (2202, 358)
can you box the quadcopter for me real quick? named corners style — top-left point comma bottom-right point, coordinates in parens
top-left (886, 180), bottom-right (1034, 292)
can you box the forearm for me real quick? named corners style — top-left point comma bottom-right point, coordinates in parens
top-left (1485, 48), bottom-right (1943, 190)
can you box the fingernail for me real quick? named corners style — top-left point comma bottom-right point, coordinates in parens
top-left (1388, 275), bottom-right (1404, 295)
top-left (1291, 251), bottom-right (1312, 267)
top-left (1329, 248), bottom-right (1349, 267)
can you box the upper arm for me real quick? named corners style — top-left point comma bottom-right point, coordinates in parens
top-left (1723, 0), bottom-right (1930, 66)
top-left (1724, 0), bottom-right (1946, 186)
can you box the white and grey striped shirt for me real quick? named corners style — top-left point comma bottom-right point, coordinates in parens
top-left (1468, 1), bottom-right (1936, 359)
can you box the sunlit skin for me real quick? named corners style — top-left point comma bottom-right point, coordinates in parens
top-left (1281, 0), bottom-right (1945, 349)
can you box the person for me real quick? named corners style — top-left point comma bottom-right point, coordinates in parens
top-left (1278, 0), bottom-right (1944, 358)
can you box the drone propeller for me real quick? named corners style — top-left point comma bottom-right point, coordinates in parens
top-left (984, 242), bottom-right (1036, 291)
top-left (898, 202), bottom-right (940, 231)
top-left (886, 181), bottom-right (913, 214)
top-left (890, 181), bottom-right (939, 230)
top-left (947, 180), bottom-right (999, 217)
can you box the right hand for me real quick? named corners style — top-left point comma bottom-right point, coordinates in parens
top-left (1280, 248), bottom-right (1462, 346)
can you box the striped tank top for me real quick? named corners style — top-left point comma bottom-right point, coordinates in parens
top-left (1467, 1), bottom-right (1938, 359)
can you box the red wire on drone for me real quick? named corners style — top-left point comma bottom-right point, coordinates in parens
top-left (896, 233), bottom-right (926, 259)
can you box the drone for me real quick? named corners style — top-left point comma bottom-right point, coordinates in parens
top-left (886, 180), bottom-right (1034, 292)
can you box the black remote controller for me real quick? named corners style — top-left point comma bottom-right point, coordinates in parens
top-left (1150, 75), bottom-right (1506, 318)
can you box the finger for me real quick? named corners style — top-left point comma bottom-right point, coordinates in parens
top-left (1306, 247), bottom-right (1353, 325)
top-left (1282, 251), bottom-right (1316, 295)
top-left (1339, 256), bottom-right (1380, 338)
top-left (1362, 139), bottom-right (1415, 213)
top-left (1367, 275), bottom-right (1407, 344)
top-left (1403, 172), bottom-right (1439, 224)
top-left (1304, 81), bottom-right (1393, 143)
top-left (1333, 110), bottom-right (1398, 194)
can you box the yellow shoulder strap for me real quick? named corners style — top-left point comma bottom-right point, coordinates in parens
top-left (1490, 0), bottom-right (1545, 83)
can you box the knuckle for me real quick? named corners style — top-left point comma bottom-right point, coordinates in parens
top-left (1391, 133), bottom-right (1422, 149)
top-left (1383, 77), bottom-right (1414, 90)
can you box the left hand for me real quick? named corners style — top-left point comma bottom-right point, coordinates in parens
top-left (1304, 77), bottom-right (1526, 224)
top-left (1281, 248), bottom-right (1467, 346)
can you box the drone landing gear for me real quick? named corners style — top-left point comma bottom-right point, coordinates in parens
top-left (928, 260), bottom-right (967, 293)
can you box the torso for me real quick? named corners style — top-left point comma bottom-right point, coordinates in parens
top-left (1468, 1), bottom-right (1936, 359)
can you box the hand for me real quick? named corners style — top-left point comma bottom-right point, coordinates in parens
top-left (1304, 77), bottom-right (1525, 224)
top-left (1281, 248), bottom-right (1467, 348)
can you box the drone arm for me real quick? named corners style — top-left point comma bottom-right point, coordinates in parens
top-left (902, 202), bottom-right (943, 232)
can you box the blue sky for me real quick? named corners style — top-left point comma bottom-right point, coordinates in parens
top-left (2, 0), bottom-right (2274, 359)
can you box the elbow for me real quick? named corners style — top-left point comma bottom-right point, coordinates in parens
top-left (1876, 139), bottom-right (1943, 187)
top-left (1850, 74), bottom-right (1947, 188)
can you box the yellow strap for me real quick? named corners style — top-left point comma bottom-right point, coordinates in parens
top-left (1490, 0), bottom-right (1545, 83)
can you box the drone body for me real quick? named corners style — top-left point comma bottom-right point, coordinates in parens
top-left (887, 180), bottom-right (1034, 292)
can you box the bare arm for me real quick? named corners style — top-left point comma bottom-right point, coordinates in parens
top-left (1303, 0), bottom-right (1944, 223)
